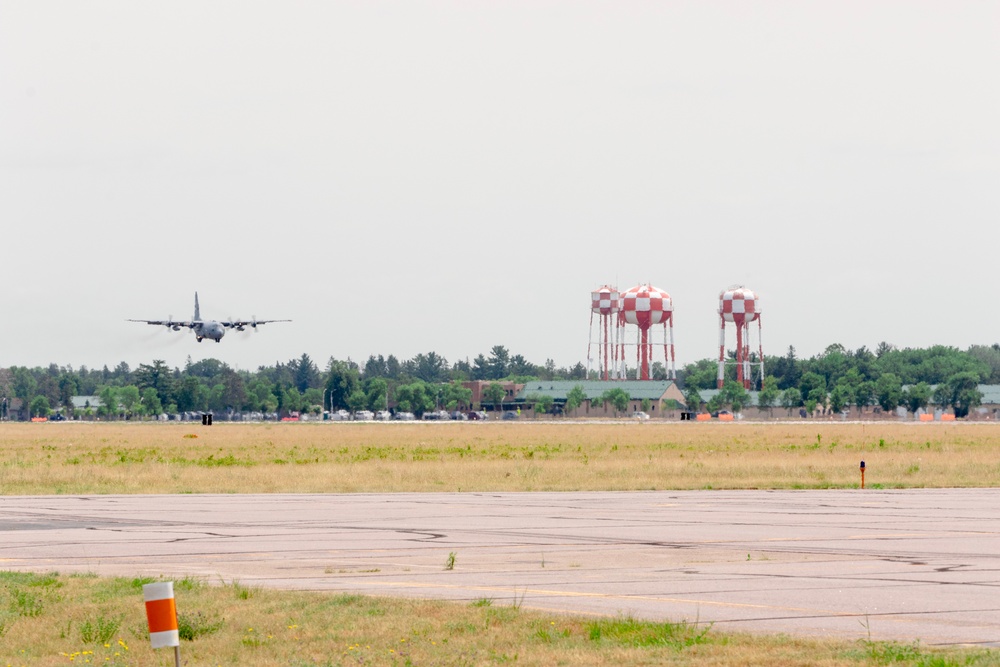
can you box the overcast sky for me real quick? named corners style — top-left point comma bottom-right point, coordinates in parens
top-left (1, 2), bottom-right (997, 374)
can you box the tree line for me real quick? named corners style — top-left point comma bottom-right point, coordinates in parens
top-left (1, 342), bottom-right (997, 420)
top-left (682, 343), bottom-right (998, 418)
top-left (0, 346), bottom-right (586, 420)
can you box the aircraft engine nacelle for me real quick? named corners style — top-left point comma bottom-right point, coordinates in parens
top-left (171, 325), bottom-right (182, 331)
top-left (236, 326), bottom-right (246, 332)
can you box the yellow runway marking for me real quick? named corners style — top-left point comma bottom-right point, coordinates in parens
top-left (364, 581), bottom-right (847, 616)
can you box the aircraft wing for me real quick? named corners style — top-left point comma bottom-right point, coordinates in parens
top-left (221, 319), bottom-right (291, 330)
top-left (127, 319), bottom-right (195, 329)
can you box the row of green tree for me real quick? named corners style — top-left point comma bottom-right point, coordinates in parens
top-left (0, 347), bottom-right (583, 419)
top-left (682, 343), bottom-right (997, 417)
top-left (2, 342), bottom-right (998, 420)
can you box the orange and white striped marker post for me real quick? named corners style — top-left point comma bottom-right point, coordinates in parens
top-left (143, 582), bottom-right (181, 667)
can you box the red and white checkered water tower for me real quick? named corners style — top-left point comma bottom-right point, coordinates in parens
top-left (588, 285), bottom-right (622, 380)
top-left (619, 283), bottom-right (676, 381)
top-left (717, 286), bottom-right (763, 389)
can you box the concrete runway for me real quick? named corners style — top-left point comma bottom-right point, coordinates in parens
top-left (3, 489), bottom-right (1000, 646)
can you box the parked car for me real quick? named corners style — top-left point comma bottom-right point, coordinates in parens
top-left (353, 410), bottom-right (374, 421)
top-left (502, 411), bottom-right (519, 420)
top-left (467, 411), bottom-right (488, 420)
top-left (328, 410), bottom-right (351, 421)
top-left (393, 411), bottom-right (416, 421)
top-left (449, 411), bottom-right (468, 421)
top-left (375, 410), bottom-right (392, 421)
top-left (633, 411), bottom-right (650, 421)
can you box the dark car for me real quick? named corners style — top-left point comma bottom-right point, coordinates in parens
top-left (502, 411), bottom-right (519, 420)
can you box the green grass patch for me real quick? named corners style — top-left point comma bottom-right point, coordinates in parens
top-left (587, 615), bottom-right (711, 649)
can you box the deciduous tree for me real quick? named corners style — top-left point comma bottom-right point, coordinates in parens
top-left (565, 385), bottom-right (587, 415)
top-left (29, 395), bottom-right (51, 418)
top-left (118, 385), bottom-right (141, 419)
top-left (756, 376), bottom-right (780, 415)
top-left (141, 387), bottom-right (162, 417)
top-left (781, 387), bottom-right (802, 416)
top-left (483, 382), bottom-right (506, 412)
top-left (599, 388), bottom-right (630, 416)
top-left (325, 360), bottom-right (360, 411)
top-left (939, 372), bottom-right (983, 418)
top-left (903, 382), bottom-right (931, 414)
top-left (875, 373), bottom-right (902, 412)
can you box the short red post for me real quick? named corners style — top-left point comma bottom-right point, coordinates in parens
top-left (860, 460), bottom-right (866, 489)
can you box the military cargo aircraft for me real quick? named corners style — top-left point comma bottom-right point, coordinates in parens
top-left (128, 292), bottom-right (290, 343)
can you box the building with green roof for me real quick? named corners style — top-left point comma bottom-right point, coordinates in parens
top-left (515, 380), bottom-right (685, 418)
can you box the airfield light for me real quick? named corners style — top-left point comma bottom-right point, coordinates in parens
top-left (860, 460), bottom-right (866, 489)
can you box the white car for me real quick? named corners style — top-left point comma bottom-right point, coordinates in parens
top-left (633, 411), bottom-right (650, 421)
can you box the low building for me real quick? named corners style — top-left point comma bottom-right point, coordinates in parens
top-left (461, 381), bottom-right (525, 410)
top-left (972, 385), bottom-right (1000, 420)
top-left (70, 396), bottom-right (102, 418)
top-left (71, 396), bottom-right (102, 410)
top-left (515, 380), bottom-right (685, 418)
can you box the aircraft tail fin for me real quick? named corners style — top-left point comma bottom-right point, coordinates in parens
top-left (194, 292), bottom-right (201, 321)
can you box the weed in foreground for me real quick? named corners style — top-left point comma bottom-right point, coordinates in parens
top-left (445, 551), bottom-right (456, 570)
top-left (9, 588), bottom-right (44, 617)
top-left (328, 593), bottom-right (365, 606)
top-left (230, 579), bottom-right (260, 600)
top-left (79, 614), bottom-right (121, 644)
top-left (587, 615), bottom-right (711, 650)
top-left (177, 610), bottom-right (223, 640)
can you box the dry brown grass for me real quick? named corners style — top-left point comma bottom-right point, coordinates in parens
top-left (3, 421), bottom-right (1000, 495)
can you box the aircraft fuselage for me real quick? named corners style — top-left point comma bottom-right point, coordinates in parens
top-left (194, 321), bottom-right (226, 342)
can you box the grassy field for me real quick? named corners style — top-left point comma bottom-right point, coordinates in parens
top-left (5, 421), bottom-right (1000, 664)
top-left (2, 570), bottom-right (999, 667)
top-left (2, 421), bottom-right (1000, 495)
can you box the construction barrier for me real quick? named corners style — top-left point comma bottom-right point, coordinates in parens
top-left (941, 414), bottom-right (956, 421)
top-left (696, 413), bottom-right (711, 422)
top-left (718, 413), bottom-right (735, 421)
top-left (919, 413), bottom-right (934, 422)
